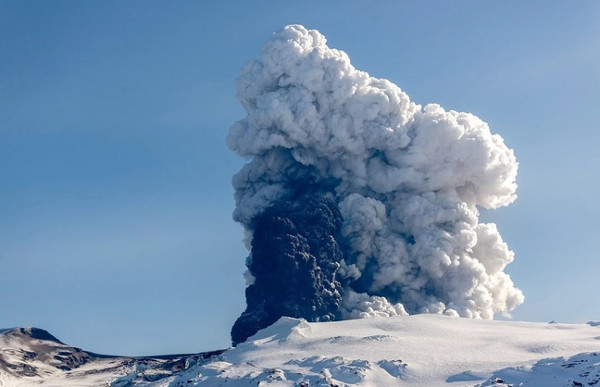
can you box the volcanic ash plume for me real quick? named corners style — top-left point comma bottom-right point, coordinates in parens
top-left (228, 25), bottom-right (524, 345)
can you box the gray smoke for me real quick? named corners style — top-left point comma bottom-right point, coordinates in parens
top-left (228, 25), bottom-right (523, 343)
top-left (230, 194), bottom-right (345, 345)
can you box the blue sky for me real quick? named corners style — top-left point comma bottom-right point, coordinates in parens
top-left (1, 1), bottom-right (599, 355)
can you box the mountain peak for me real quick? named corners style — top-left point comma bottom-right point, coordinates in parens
top-left (0, 327), bottom-right (64, 344)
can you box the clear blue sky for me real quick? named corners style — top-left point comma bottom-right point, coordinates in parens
top-left (1, 1), bottom-right (599, 356)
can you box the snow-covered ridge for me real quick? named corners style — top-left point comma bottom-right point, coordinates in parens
top-left (0, 327), bottom-right (223, 386)
top-left (1, 316), bottom-right (599, 386)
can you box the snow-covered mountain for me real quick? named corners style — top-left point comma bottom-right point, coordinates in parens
top-left (2, 315), bottom-right (599, 386)
top-left (0, 327), bottom-right (222, 386)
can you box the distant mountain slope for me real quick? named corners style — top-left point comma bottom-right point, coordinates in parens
top-left (1, 316), bottom-right (599, 386)
top-left (0, 327), bottom-right (223, 386)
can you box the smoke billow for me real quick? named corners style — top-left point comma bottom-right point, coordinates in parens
top-left (230, 194), bottom-right (344, 345)
top-left (228, 25), bottom-right (524, 345)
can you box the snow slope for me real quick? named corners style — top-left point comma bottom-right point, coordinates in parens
top-left (2, 315), bottom-right (599, 386)
top-left (164, 315), bottom-right (600, 387)
top-left (0, 327), bottom-right (222, 386)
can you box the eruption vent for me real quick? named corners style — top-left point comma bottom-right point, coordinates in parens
top-left (228, 25), bottom-right (524, 345)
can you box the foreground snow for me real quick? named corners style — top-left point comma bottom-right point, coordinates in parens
top-left (1, 315), bottom-right (599, 386)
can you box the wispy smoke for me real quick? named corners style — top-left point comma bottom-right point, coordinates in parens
top-left (228, 25), bottom-right (523, 344)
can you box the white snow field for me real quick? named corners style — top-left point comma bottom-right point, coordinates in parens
top-left (2, 315), bottom-right (599, 386)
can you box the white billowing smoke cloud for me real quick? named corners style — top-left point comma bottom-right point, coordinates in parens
top-left (228, 25), bottom-right (523, 320)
